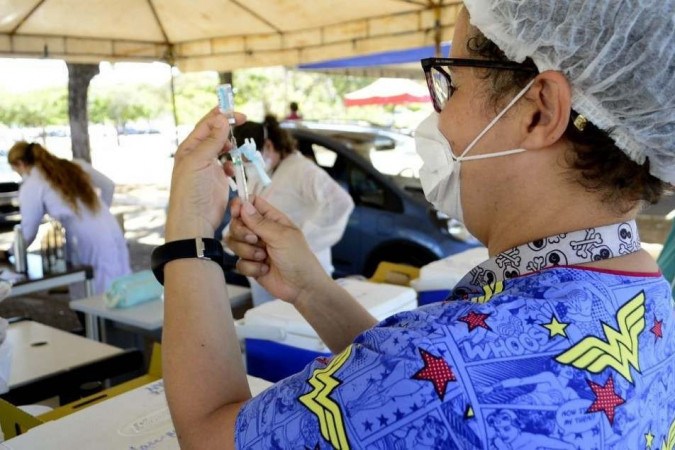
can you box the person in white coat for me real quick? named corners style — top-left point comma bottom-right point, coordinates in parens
top-left (231, 116), bottom-right (354, 306)
top-left (72, 158), bottom-right (115, 208)
top-left (7, 142), bottom-right (131, 295)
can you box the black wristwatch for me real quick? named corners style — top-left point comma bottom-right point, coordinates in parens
top-left (150, 238), bottom-right (225, 285)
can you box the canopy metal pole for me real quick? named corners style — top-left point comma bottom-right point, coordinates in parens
top-left (434, 3), bottom-right (442, 57)
top-left (169, 65), bottom-right (179, 148)
top-left (165, 45), bottom-right (180, 149)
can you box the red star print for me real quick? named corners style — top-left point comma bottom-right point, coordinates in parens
top-left (316, 356), bottom-right (331, 366)
top-left (459, 311), bottom-right (491, 332)
top-left (650, 316), bottom-right (663, 340)
top-left (412, 349), bottom-right (456, 400)
top-left (586, 376), bottom-right (625, 425)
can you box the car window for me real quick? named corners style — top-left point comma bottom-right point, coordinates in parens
top-left (283, 122), bottom-right (422, 179)
top-left (311, 144), bottom-right (338, 169)
top-left (348, 163), bottom-right (403, 213)
top-left (293, 134), bottom-right (404, 213)
top-left (350, 166), bottom-right (384, 208)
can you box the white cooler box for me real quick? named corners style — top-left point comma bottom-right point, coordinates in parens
top-left (238, 278), bottom-right (417, 352)
top-left (411, 247), bottom-right (488, 305)
top-left (238, 278), bottom-right (417, 381)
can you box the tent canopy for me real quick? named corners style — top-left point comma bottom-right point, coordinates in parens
top-left (0, 0), bottom-right (461, 72)
top-left (300, 42), bottom-right (451, 70)
top-left (344, 78), bottom-right (430, 106)
top-left (299, 42), bottom-right (451, 79)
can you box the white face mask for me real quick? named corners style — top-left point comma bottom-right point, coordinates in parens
top-left (262, 143), bottom-right (279, 174)
top-left (415, 80), bottom-right (535, 222)
top-left (263, 155), bottom-right (274, 173)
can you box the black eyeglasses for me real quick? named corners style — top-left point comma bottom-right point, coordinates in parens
top-left (421, 57), bottom-right (538, 112)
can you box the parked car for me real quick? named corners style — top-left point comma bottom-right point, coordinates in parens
top-left (278, 125), bottom-right (480, 277)
top-left (282, 120), bottom-right (423, 178)
top-left (0, 148), bottom-right (21, 232)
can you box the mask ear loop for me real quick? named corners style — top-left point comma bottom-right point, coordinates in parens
top-left (456, 79), bottom-right (536, 161)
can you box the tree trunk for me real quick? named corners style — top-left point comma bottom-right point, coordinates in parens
top-left (67, 63), bottom-right (99, 162)
top-left (218, 72), bottom-right (233, 86)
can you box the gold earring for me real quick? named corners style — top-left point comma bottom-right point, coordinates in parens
top-left (573, 114), bottom-right (588, 132)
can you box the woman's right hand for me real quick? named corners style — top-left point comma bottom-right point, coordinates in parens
top-left (226, 196), bottom-right (333, 304)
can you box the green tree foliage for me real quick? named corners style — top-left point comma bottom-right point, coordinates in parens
top-left (172, 71), bottom-right (219, 125)
top-left (0, 87), bottom-right (67, 128)
top-left (232, 68), bottom-right (375, 122)
top-left (0, 65), bottom-right (427, 133)
top-left (88, 83), bottom-right (166, 133)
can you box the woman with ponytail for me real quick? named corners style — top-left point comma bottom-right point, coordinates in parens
top-left (7, 141), bottom-right (130, 295)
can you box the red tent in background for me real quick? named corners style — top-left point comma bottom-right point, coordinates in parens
top-left (344, 78), bottom-right (431, 107)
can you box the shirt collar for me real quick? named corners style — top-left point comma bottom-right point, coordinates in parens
top-left (451, 221), bottom-right (641, 300)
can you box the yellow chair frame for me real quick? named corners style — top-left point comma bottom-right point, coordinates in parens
top-left (0, 398), bottom-right (44, 439)
top-left (38, 343), bottom-right (162, 421)
top-left (369, 261), bottom-right (420, 286)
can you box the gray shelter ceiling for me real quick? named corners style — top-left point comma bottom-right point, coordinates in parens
top-left (0, 0), bottom-right (461, 71)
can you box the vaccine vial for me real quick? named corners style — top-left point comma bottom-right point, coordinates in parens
top-left (216, 84), bottom-right (236, 125)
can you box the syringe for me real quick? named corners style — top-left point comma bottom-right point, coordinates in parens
top-left (229, 147), bottom-right (249, 202)
top-left (216, 84), bottom-right (249, 202)
top-left (239, 138), bottom-right (272, 187)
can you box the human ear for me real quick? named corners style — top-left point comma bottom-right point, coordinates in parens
top-left (520, 71), bottom-right (572, 149)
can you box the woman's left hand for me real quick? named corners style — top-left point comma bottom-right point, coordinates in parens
top-left (165, 108), bottom-right (246, 241)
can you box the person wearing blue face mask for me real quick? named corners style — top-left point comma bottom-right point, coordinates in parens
top-left (155, 1), bottom-right (674, 448)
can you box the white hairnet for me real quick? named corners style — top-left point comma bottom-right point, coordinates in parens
top-left (463, 0), bottom-right (675, 184)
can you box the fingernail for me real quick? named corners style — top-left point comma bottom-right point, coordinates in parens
top-left (260, 264), bottom-right (269, 274)
top-left (254, 250), bottom-right (266, 260)
top-left (245, 234), bottom-right (258, 244)
top-left (243, 202), bottom-right (256, 216)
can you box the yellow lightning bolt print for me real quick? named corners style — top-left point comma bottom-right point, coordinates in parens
top-left (555, 291), bottom-right (645, 383)
top-left (473, 281), bottom-right (504, 304)
top-left (661, 417), bottom-right (675, 450)
top-left (299, 345), bottom-right (353, 449)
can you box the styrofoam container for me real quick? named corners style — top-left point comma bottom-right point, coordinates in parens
top-left (239, 278), bottom-right (417, 352)
top-left (410, 247), bottom-right (488, 292)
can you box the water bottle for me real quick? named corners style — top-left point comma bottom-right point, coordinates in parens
top-left (51, 221), bottom-right (66, 272)
top-left (13, 224), bottom-right (27, 273)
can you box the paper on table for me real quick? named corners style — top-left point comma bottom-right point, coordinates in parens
top-left (0, 270), bottom-right (24, 285)
top-left (2, 376), bottom-right (273, 450)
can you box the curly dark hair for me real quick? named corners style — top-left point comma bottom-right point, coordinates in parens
top-left (466, 31), bottom-right (669, 209)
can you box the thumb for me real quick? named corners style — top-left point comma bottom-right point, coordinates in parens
top-left (240, 197), bottom-right (294, 242)
top-left (252, 196), bottom-right (294, 226)
top-left (196, 116), bottom-right (231, 160)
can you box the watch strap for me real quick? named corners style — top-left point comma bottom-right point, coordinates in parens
top-left (150, 238), bottom-right (225, 285)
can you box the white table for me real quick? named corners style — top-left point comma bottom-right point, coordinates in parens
top-left (6, 321), bottom-right (122, 390)
top-left (70, 284), bottom-right (251, 341)
top-left (0, 254), bottom-right (93, 298)
top-left (1, 376), bottom-right (273, 450)
top-left (0, 321), bottom-right (136, 405)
